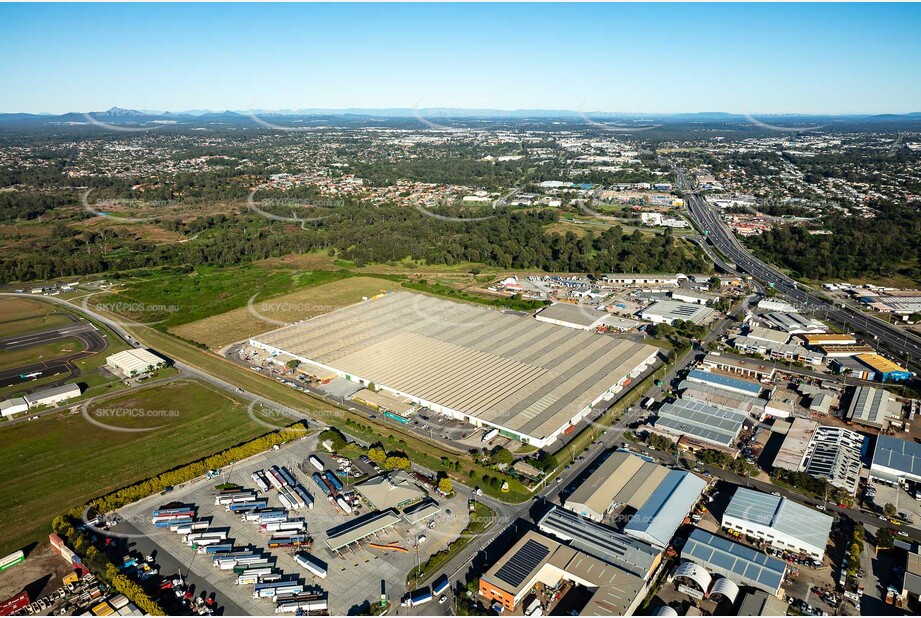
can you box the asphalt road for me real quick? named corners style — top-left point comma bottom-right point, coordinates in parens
top-left (678, 170), bottom-right (921, 373)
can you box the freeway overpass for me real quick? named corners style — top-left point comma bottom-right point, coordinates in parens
top-left (676, 173), bottom-right (921, 374)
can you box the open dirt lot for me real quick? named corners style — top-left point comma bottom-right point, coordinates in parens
top-left (170, 276), bottom-right (402, 350)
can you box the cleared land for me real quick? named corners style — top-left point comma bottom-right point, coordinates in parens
top-left (170, 275), bottom-right (402, 349)
top-left (0, 379), bottom-right (272, 555)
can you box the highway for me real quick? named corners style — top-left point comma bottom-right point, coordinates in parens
top-left (677, 168), bottom-right (921, 373)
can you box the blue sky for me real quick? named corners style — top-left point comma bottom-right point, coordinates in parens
top-left (1, 3), bottom-right (919, 114)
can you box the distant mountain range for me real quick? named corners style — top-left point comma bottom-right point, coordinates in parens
top-left (1, 106), bottom-right (919, 129)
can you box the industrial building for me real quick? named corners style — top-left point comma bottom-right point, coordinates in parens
top-left (680, 528), bottom-right (788, 597)
top-left (106, 349), bottom-right (166, 377)
top-left (757, 299), bottom-right (799, 313)
top-left (537, 507), bottom-right (662, 580)
top-left (602, 274), bottom-right (683, 287)
top-left (762, 312), bottom-right (828, 335)
top-left (354, 471), bottom-right (427, 511)
top-left (772, 418), bottom-right (865, 495)
top-left (534, 303), bottom-right (611, 331)
top-left (854, 353), bottom-right (913, 383)
top-left (478, 530), bottom-right (647, 615)
top-left (563, 451), bottom-right (705, 548)
top-left (678, 381), bottom-right (767, 418)
top-left (0, 396), bottom-right (28, 418)
top-left (637, 300), bottom-right (713, 325)
top-left (701, 355), bottom-right (775, 381)
top-left (651, 399), bottom-right (747, 452)
top-left (686, 369), bottom-right (762, 398)
top-left (745, 327), bottom-right (790, 346)
top-left (669, 290), bottom-right (718, 306)
top-left (817, 344), bottom-right (875, 359)
top-left (250, 292), bottom-right (660, 448)
top-left (324, 509), bottom-right (402, 552)
top-left (736, 590), bottom-right (790, 616)
top-left (870, 435), bottom-right (921, 485)
top-left (722, 488), bottom-right (833, 560)
top-left (798, 334), bottom-right (858, 347)
top-left (731, 337), bottom-right (823, 366)
top-left (846, 386), bottom-right (903, 430)
top-left (22, 383), bottom-right (81, 408)
top-left (831, 356), bottom-right (878, 381)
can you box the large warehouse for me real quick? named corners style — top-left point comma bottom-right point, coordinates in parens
top-left (563, 450), bottom-right (705, 547)
top-left (846, 386), bottom-right (903, 430)
top-left (106, 349), bottom-right (167, 377)
top-left (251, 292), bottom-right (660, 447)
top-left (722, 488), bottom-right (833, 560)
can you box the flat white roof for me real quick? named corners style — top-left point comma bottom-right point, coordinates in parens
top-left (107, 348), bottom-right (164, 373)
top-left (723, 488), bottom-right (833, 552)
top-left (639, 300), bottom-right (712, 324)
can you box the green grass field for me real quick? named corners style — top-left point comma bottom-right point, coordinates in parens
top-left (0, 379), bottom-right (272, 555)
top-left (95, 265), bottom-right (357, 329)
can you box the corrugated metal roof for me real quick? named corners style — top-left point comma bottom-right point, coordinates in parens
top-left (686, 370), bottom-right (762, 396)
top-left (623, 470), bottom-right (706, 548)
top-left (253, 292), bottom-right (658, 442)
top-left (872, 435), bottom-right (921, 481)
top-left (724, 488), bottom-right (833, 552)
top-left (655, 399), bottom-right (747, 447)
top-left (538, 507), bottom-right (660, 578)
top-left (682, 528), bottom-right (787, 595)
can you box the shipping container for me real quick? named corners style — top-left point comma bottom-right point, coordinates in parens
top-left (267, 535), bottom-right (312, 549)
top-left (312, 472), bottom-right (330, 495)
top-left (278, 466), bottom-right (297, 487)
top-left (432, 576), bottom-right (449, 596)
top-left (309, 455), bottom-right (324, 471)
top-left (411, 589), bottom-right (433, 606)
top-left (324, 471), bottom-right (343, 492)
top-left (294, 552), bottom-right (328, 578)
top-left (251, 472), bottom-right (270, 494)
top-left (266, 468), bottom-right (286, 490)
top-left (258, 511), bottom-right (288, 524)
top-left (275, 600), bottom-right (327, 613)
top-left (336, 497), bottom-right (352, 514)
top-left (293, 485), bottom-right (314, 509)
top-left (228, 500), bottom-right (268, 512)
top-left (0, 551), bottom-right (25, 573)
top-left (0, 591), bottom-right (30, 616)
top-left (232, 561), bottom-right (272, 574)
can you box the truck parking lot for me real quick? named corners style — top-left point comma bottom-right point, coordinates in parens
top-left (112, 433), bottom-right (470, 615)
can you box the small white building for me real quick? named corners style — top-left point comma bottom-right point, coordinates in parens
top-left (0, 397), bottom-right (29, 418)
top-left (23, 383), bottom-right (82, 408)
top-left (107, 349), bottom-right (167, 377)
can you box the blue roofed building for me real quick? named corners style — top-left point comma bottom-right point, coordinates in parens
top-left (623, 468), bottom-right (707, 548)
top-left (870, 435), bottom-right (921, 485)
top-left (686, 369), bottom-right (763, 397)
top-left (680, 528), bottom-right (788, 597)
